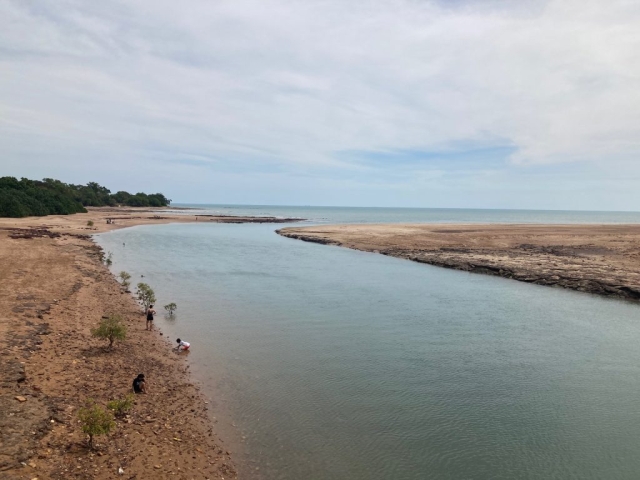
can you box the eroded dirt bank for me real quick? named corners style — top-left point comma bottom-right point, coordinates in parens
top-left (0, 226), bottom-right (236, 479)
top-left (278, 224), bottom-right (640, 301)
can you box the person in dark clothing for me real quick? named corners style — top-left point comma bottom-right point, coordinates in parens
top-left (146, 305), bottom-right (156, 331)
top-left (133, 373), bottom-right (147, 394)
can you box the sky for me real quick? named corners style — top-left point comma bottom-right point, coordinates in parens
top-left (1, 0), bottom-right (640, 210)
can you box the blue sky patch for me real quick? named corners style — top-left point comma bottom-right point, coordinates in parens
top-left (336, 143), bottom-right (518, 170)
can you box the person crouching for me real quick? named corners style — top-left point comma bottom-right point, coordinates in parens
top-left (175, 338), bottom-right (190, 352)
top-left (133, 373), bottom-right (147, 394)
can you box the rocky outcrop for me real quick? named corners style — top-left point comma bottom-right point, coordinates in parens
top-left (277, 224), bottom-right (640, 303)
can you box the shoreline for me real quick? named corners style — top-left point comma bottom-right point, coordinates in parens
top-left (278, 223), bottom-right (640, 302)
top-left (6, 210), bottom-right (640, 476)
top-left (0, 206), bottom-right (304, 235)
top-left (0, 208), bottom-right (265, 479)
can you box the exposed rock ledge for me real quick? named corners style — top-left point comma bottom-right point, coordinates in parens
top-left (277, 224), bottom-right (640, 302)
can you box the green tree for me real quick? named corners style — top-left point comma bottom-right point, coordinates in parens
top-left (136, 283), bottom-right (156, 310)
top-left (91, 314), bottom-right (127, 348)
top-left (0, 176), bottom-right (170, 217)
top-left (0, 190), bottom-right (34, 217)
top-left (0, 176), bottom-right (86, 217)
top-left (112, 190), bottom-right (131, 205)
top-left (78, 400), bottom-right (116, 449)
top-left (164, 303), bottom-right (177, 316)
top-left (125, 194), bottom-right (150, 207)
top-left (118, 271), bottom-right (131, 289)
top-left (149, 193), bottom-right (171, 206)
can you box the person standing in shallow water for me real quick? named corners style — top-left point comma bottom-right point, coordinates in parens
top-left (146, 305), bottom-right (156, 331)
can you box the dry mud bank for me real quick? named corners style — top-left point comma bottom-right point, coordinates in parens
top-left (278, 223), bottom-right (640, 302)
top-left (0, 222), bottom-right (236, 479)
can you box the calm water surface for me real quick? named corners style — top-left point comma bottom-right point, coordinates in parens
top-left (97, 214), bottom-right (640, 480)
top-left (170, 204), bottom-right (640, 225)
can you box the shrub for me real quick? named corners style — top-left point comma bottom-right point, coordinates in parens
top-left (136, 283), bottom-right (156, 310)
top-left (105, 252), bottom-right (113, 267)
top-left (91, 314), bottom-right (127, 348)
top-left (78, 400), bottom-right (116, 449)
top-left (164, 303), bottom-right (177, 316)
top-left (118, 271), bottom-right (131, 289)
top-left (87, 220), bottom-right (94, 227)
top-left (107, 394), bottom-right (135, 418)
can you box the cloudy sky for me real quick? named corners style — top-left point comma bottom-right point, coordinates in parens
top-left (2, 0), bottom-right (640, 209)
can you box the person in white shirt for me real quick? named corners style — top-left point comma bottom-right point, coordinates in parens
top-left (175, 338), bottom-right (191, 351)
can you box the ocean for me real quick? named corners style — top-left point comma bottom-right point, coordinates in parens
top-left (168, 204), bottom-right (640, 225)
top-left (96, 206), bottom-right (640, 479)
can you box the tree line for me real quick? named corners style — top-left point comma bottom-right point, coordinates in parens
top-left (0, 176), bottom-right (171, 218)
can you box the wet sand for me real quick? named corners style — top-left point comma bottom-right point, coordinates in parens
top-left (278, 223), bottom-right (640, 301)
top-left (0, 207), bottom-right (297, 479)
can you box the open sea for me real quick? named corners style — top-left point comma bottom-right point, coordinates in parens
top-left (96, 206), bottom-right (640, 480)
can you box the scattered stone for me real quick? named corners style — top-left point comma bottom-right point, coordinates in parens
top-left (15, 395), bottom-right (27, 402)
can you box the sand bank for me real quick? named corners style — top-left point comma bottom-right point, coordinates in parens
top-left (0, 208), bottom-right (262, 479)
top-left (278, 223), bottom-right (640, 301)
top-left (0, 205), bottom-right (302, 235)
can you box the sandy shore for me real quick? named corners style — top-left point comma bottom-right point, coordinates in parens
top-left (0, 207), bottom-right (293, 479)
top-left (278, 223), bottom-right (640, 301)
top-left (0, 206), bottom-right (302, 235)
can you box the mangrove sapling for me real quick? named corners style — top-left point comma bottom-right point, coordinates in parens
top-left (136, 283), bottom-right (156, 310)
top-left (78, 400), bottom-right (115, 449)
top-left (107, 394), bottom-right (135, 418)
top-left (91, 314), bottom-right (127, 348)
top-left (164, 303), bottom-right (177, 316)
top-left (105, 251), bottom-right (113, 267)
top-left (119, 271), bottom-right (131, 290)
top-left (87, 220), bottom-right (94, 227)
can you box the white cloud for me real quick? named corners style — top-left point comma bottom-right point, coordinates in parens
top-left (1, 0), bottom-right (639, 208)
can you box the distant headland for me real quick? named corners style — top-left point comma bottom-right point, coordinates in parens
top-left (0, 176), bottom-right (171, 218)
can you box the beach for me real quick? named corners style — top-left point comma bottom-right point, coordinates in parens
top-left (0, 208), bottom-right (291, 479)
top-left (4, 210), bottom-right (640, 479)
top-left (278, 223), bottom-right (640, 301)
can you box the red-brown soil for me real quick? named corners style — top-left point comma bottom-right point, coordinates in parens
top-left (0, 213), bottom-right (238, 479)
